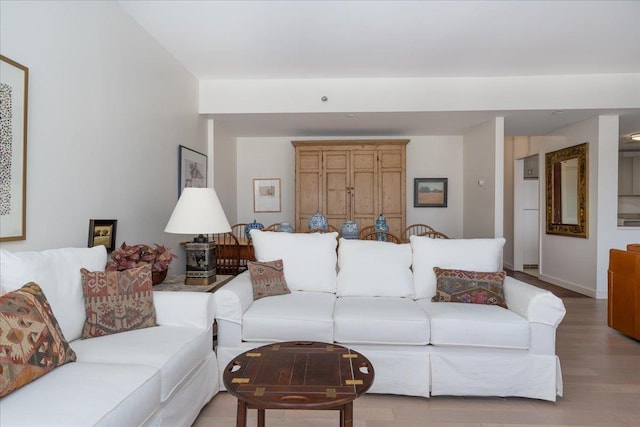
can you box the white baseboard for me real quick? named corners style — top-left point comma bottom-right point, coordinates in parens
top-left (538, 273), bottom-right (602, 298)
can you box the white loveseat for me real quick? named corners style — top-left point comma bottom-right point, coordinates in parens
top-left (0, 246), bottom-right (218, 426)
top-left (215, 231), bottom-right (566, 402)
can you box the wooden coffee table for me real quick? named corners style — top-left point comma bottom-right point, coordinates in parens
top-left (223, 341), bottom-right (374, 427)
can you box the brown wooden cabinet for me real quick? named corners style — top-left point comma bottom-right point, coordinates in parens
top-left (292, 139), bottom-right (408, 236)
top-left (608, 244), bottom-right (640, 340)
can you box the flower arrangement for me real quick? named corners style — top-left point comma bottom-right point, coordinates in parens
top-left (106, 242), bottom-right (176, 272)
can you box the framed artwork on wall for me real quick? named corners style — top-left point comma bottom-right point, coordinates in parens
top-left (253, 178), bottom-right (281, 212)
top-left (0, 55), bottom-right (29, 242)
top-left (414, 178), bottom-right (448, 207)
top-left (88, 219), bottom-right (118, 252)
top-left (178, 145), bottom-right (207, 196)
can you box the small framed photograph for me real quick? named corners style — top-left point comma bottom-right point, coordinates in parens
top-left (253, 178), bottom-right (281, 212)
top-left (414, 178), bottom-right (448, 207)
top-left (178, 145), bottom-right (207, 196)
top-left (88, 219), bottom-right (117, 252)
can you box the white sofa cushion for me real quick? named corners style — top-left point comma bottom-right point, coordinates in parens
top-left (336, 238), bottom-right (414, 297)
top-left (242, 291), bottom-right (336, 342)
top-left (416, 299), bottom-right (530, 349)
top-left (250, 230), bottom-right (338, 292)
top-left (409, 237), bottom-right (506, 300)
top-left (334, 297), bottom-right (430, 345)
top-left (71, 324), bottom-right (211, 402)
top-left (0, 361), bottom-right (160, 427)
top-left (0, 246), bottom-right (108, 341)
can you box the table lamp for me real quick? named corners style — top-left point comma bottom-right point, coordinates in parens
top-left (165, 187), bottom-right (231, 285)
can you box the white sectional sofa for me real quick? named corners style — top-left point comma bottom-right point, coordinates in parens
top-left (0, 246), bottom-right (218, 427)
top-left (215, 230), bottom-right (567, 402)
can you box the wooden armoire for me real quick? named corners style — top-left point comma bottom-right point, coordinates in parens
top-left (292, 139), bottom-right (409, 236)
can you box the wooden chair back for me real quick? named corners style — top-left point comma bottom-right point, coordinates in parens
top-left (417, 230), bottom-right (449, 239)
top-left (359, 230), bottom-right (402, 244)
top-left (212, 232), bottom-right (241, 275)
top-left (231, 223), bottom-right (248, 241)
top-left (358, 225), bottom-right (375, 239)
top-left (404, 224), bottom-right (437, 240)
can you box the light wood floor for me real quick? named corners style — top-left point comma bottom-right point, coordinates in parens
top-left (194, 291), bottom-right (640, 426)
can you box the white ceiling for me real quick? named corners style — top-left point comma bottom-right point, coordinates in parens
top-left (118, 0), bottom-right (640, 143)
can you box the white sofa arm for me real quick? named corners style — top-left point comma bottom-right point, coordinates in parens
top-left (214, 271), bottom-right (254, 325)
top-left (504, 276), bottom-right (566, 327)
top-left (153, 291), bottom-right (215, 330)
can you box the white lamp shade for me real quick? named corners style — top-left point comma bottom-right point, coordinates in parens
top-left (165, 187), bottom-right (231, 235)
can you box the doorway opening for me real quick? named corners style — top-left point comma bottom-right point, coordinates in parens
top-left (513, 155), bottom-right (540, 278)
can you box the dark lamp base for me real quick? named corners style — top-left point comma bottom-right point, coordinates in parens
top-left (184, 240), bottom-right (216, 286)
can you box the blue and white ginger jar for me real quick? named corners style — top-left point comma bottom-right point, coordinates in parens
top-left (374, 213), bottom-right (389, 241)
top-left (245, 219), bottom-right (264, 239)
top-left (279, 222), bottom-right (294, 233)
top-left (340, 220), bottom-right (359, 239)
top-left (308, 212), bottom-right (328, 230)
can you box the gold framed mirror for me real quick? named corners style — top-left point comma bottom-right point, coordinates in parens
top-left (545, 143), bottom-right (588, 238)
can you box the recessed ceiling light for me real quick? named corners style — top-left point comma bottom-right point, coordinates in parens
top-left (630, 133), bottom-right (640, 141)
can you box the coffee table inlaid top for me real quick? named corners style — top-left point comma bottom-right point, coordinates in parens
top-left (223, 341), bottom-right (374, 410)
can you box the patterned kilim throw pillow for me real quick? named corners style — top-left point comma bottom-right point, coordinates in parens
top-left (432, 267), bottom-right (508, 308)
top-left (0, 282), bottom-right (77, 397)
top-left (80, 263), bottom-right (157, 339)
top-left (247, 259), bottom-right (291, 300)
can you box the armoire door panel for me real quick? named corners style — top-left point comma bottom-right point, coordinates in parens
top-left (352, 152), bottom-right (375, 169)
top-left (299, 152), bottom-right (321, 170)
top-left (380, 170), bottom-right (403, 215)
top-left (385, 217), bottom-right (403, 237)
top-left (353, 171), bottom-right (375, 216)
top-left (299, 173), bottom-right (321, 215)
top-left (354, 215), bottom-right (375, 227)
top-left (325, 152), bottom-right (348, 169)
top-left (324, 151), bottom-right (349, 219)
top-left (351, 151), bottom-right (376, 218)
top-left (379, 150), bottom-right (402, 168)
top-left (326, 171), bottom-right (348, 217)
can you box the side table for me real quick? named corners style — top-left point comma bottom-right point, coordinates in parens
top-left (154, 274), bottom-right (234, 348)
top-left (154, 274), bottom-right (233, 293)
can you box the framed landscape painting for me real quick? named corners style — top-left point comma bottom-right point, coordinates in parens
top-left (88, 219), bottom-right (117, 252)
top-left (414, 178), bottom-right (448, 207)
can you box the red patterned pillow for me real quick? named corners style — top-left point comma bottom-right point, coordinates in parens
top-left (0, 282), bottom-right (77, 397)
top-left (80, 264), bottom-right (157, 339)
top-left (431, 267), bottom-right (507, 308)
top-left (247, 259), bottom-right (291, 300)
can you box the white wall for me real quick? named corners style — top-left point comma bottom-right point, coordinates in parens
top-left (538, 118), bottom-right (600, 297)
top-left (0, 1), bottom-right (206, 275)
top-left (463, 118), bottom-right (504, 238)
top-left (406, 136), bottom-right (463, 238)
top-left (231, 135), bottom-right (464, 235)
top-left (200, 74), bottom-right (640, 114)
top-left (236, 137), bottom-right (297, 227)
top-left (211, 119), bottom-right (238, 222)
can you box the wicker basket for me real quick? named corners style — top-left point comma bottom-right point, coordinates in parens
top-left (152, 269), bottom-right (168, 286)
